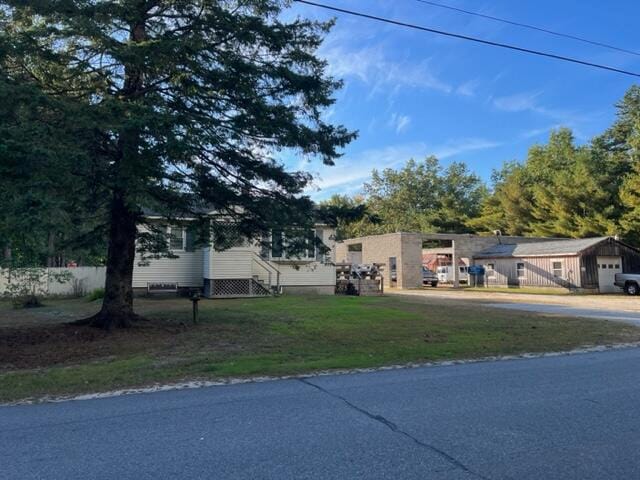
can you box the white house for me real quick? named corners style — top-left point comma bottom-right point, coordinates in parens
top-left (132, 221), bottom-right (337, 297)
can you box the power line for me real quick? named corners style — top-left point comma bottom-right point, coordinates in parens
top-left (414, 0), bottom-right (640, 57)
top-left (295, 0), bottom-right (640, 78)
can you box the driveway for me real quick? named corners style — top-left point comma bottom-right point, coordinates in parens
top-left (390, 288), bottom-right (640, 324)
top-left (4, 348), bottom-right (640, 479)
top-left (484, 302), bottom-right (640, 325)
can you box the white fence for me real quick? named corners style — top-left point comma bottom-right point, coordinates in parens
top-left (0, 267), bottom-right (106, 297)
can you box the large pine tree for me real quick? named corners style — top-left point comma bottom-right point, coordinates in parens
top-left (0, 1), bottom-right (355, 329)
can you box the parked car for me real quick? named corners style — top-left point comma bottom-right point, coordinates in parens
top-left (614, 272), bottom-right (640, 295)
top-left (422, 267), bottom-right (438, 287)
top-left (436, 265), bottom-right (469, 284)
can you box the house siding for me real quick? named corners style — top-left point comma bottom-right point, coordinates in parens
top-left (208, 247), bottom-right (256, 279)
top-left (276, 263), bottom-right (336, 286)
top-left (481, 255), bottom-right (581, 288)
top-left (132, 249), bottom-right (205, 288)
top-left (134, 226), bottom-right (337, 291)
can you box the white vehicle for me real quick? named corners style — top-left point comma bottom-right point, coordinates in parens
top-left (436, 265), bottom-right (469, 284)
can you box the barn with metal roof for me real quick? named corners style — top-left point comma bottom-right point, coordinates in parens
top-left (473, 236), bottom-right (640, 292)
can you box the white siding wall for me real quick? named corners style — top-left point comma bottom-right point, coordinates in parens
top-left (277, 263), bottom-right (336, 286)
top-left (205, 226), bottom-right (336, 286)
top-left (134, 226), bottom-right (337, 288)
top-left (132, 250), bottom-right (204, 288)
top-left (207, 247), bottom-right (255, 279)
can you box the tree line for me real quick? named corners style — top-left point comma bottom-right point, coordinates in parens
top-left (324, 86), bottom-right (640, 245)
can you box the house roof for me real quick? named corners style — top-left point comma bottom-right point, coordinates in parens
top-left (473, 237), bottom-right (612, 259)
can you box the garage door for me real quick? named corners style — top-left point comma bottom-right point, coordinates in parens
top-left (597, 256), bottom-right (622, 293)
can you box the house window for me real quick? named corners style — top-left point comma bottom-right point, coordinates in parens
top-left (486, 263), bottom-right (495, 277)
top-left (615, 264), bottom-right (620, 269)
top-left (270, 229), bottom-right (316, 260)
top-left (552, 261), bottom-right (563, 278)
top-left (169, 227), bottom-right (185, 250)
top-left (516, 262), bottom-right (525, 278)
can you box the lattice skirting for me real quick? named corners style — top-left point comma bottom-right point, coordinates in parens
top-left (204, 278), bottom-right (271, 297)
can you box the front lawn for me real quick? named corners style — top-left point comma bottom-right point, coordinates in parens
top-left (1, 294), bottom-right (639, 403)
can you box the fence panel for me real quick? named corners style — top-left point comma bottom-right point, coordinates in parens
top-left (0, 267), bottom-right (106, 297)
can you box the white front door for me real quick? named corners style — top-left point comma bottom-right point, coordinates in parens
top-left (597, 256), bottom-right (622, 293)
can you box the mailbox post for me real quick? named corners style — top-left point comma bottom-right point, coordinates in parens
top-left (190, 292), bottom-right (201, 324)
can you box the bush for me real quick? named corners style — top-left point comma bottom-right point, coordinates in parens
top-left (86, 288), bottom-right (105, 302)
top-left (3, 268), bottom-right (72, 309)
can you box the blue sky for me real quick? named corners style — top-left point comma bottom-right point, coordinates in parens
top-left (283, 0), bottom-right (640, 199)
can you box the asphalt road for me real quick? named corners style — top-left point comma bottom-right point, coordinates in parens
top-left (4, 348), bottom-right (640, 480)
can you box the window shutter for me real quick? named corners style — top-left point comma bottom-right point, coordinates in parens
top-left (185, 227), bottom-right (196, 252)
top-left (271, 230), bottom-right (283, 258)
top-left (260, 233), bottom-right (270, 260)
top-left (315, 228), bottom-right (323, 262)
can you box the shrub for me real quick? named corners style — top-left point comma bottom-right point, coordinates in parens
top-left (86, 288), bottom-right (105, 302)
top-left (3, 268), bottom-right (72, 309)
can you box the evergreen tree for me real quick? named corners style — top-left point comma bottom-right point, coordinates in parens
top-left (600, 86), bottom-right (640, 244)
top-left (0, 1), bottom-right (354, 328)
top-left (466, 161), bottom-right (535, 235)
top-left (527, 129), bottom-right (618, 238)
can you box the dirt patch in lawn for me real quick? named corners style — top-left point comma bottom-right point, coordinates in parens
top-left (0, 322), bottom-right (180, 369)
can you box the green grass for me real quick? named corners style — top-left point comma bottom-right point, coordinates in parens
top-left (1, 295), bottom-right (639, 402)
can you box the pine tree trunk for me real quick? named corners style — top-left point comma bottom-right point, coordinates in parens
top-left (89, 13), bottom-right (146, 330)
top-left (90, 193), bottom-right (139, 329)
top-left (46, 231), bottom-right (56, 267)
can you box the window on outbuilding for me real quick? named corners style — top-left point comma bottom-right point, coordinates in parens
top-left (552, 261), bottom-right (563, 277)
top-left (485, 263), bottom-right (496, 277)
top-left (516, 262), bottom-right (525, 278)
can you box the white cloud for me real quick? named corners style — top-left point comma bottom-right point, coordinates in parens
top-left (492, 91), bottom-right (543, 113)
top-left (518, 125), bottom-right (562, 140)
top-left (388, 113), bottom-right (411, 133)
top-left (491, 90), bottom-right (591, 124)
top-left (432, 138), bottom-right (503, 159)
top-left (455, 79), bottom-right (480, 97)
top-left (303, 137), bottom-right (501, 198)
top-left (320, 42), bottom-right (453, 96)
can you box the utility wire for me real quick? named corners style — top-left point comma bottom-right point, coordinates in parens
top-left (295, 0), bottom-right (640, 78)
top-left (414, 0), bottom-right (640, 58)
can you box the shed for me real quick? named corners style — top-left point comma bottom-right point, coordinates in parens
top-left (473, 237), bottom-right (640, 292)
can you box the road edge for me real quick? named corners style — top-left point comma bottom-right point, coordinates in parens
top-left (4, 341), bottom-right (640, 407)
